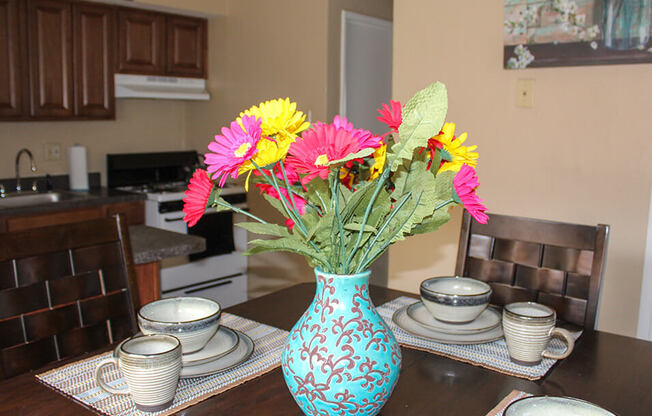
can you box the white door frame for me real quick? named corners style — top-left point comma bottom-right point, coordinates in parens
top-left (339, 10), bottom-right (393, 117)
top-left (637, 185), bottom-right (652, 340)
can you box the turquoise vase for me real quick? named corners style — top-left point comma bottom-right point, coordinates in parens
top-left (281, 268), bottom-right (401, 416)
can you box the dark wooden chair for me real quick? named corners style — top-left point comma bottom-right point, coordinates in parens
top-left (0, 215), bottom-right (140, 379)
top-left (455, 212), bottom-right (609, 329)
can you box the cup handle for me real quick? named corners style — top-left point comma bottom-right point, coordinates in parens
top-left (542, 327), bottom-right (575, 360)
top-left (95, 358), bottom-right (129, 395)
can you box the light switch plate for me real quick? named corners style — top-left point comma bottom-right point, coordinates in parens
top-left (44, 143), bottom-right (61, 161)
top-left (516, 79), bottom-right (535, 108)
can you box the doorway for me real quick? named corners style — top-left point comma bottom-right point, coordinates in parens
top-left (340, 11), bottom-right (392, 286)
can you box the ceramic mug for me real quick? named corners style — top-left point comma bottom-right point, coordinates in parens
top-left (502, 302), bottom-right (575, 366)
top-left (95, 334), bottom-right (182, 412)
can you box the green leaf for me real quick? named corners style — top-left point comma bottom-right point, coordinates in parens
top-left (410, 208), bottom-right (451, 235)
top-left (344, 223), bottom-right (378, 234)
top-left (262, 193), bottom-right (288, 217)
top-left (235, 222), bottom-right (290, 237)
top-left (328, 148), bottom-right (375, 166)
top-left (306, 210), bottom-right (334, 242)
top-left (389, 82), bottom-right (448, 171)
top-left (245, 237), bottom-right (329, 268)
top-left (304, 178), bottom-right (330, 212)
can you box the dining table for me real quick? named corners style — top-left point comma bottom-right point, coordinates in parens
top-left (0, 282), bottom-right (650, 415)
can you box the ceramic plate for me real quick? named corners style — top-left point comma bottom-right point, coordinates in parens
top-left (180, 330), bottom-right (254, 378)
top-left (392, 304), bottom-right (503, 344)
top-left (182, 326), bottom-right (240, 367)
top-left (406, 301), bottom-right (501, 334)
top-left (503, 396), bottom-right (616, 415)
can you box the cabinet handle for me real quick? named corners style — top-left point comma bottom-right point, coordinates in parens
top-left (164, 217), bottom-right (185, 222)
top-left (185, 280), bottom-right (232, 294)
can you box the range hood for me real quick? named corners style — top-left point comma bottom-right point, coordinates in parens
top-left (115, 74), bottom-right (210, 101)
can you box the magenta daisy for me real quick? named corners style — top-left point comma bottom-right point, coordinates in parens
top-left (331, 115), bottom-right (382, 149)
top-left (183, 169), bottom-right (214, 227)
top-left (205, 115), bottom-right (262, 187)
top-left (453, 164), bottom-right (488, 224)
top-left (376, 100), bottom-right (402, 134)
top-left (286, 123), bottom-right (361, 184)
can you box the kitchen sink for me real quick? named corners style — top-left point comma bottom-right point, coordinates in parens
top-left (0, 191), bottom-right (83, 208)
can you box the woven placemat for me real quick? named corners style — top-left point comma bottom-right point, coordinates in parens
top-left (486, 390), bottom-right (532, 416)
top-left (377, 296), bottom-right (581, 381)
top-left (36, 313), bottom-right (288, 416)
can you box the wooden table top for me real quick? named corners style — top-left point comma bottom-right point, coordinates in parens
top-left (1, 283), bottom-right (650, 415)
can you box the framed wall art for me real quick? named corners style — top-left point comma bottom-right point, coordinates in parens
top-left (504, 0), bottom-right (652, 68)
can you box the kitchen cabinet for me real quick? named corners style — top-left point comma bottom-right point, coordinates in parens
top-left (26, 0), bottom-right (74, 118)
top-left (0, 0), bottom-right (25, 118)
top-left (166, 15), bottom-right (206, 77)
top-left (117, 8), bottom-right (207, 78)
top-left (117, 8), bottom-right (166, 75)
top-left (72, 2), bottom-right (114, 118)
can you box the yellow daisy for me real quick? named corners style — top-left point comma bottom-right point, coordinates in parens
top-left (369, 144), bottom-right (386, 180)
top-left (435, 122), bottom-right (478, 173)
top-left (238, 98), bottom-right (310, 141)
top-left (238, 137), bottom-right (293, 190)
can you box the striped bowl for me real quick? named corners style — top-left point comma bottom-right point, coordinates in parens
top-left (138, 297), bottom-right (221, 354)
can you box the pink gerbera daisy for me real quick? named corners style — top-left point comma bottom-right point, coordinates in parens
top-left (183, 169), bottom-right (214, 227)
top-left (256, 183), bottom-right (307, 229)
top-left (331, 115), bottom-right (382, 149)
top-left (286, 123), bottom-right (361, 184)
top-left (205, 115), bottom-right (262, 187)
top-left (453, 164), bottom-right (488, 224)
top-left (376, 100), bottom-right (402, 134)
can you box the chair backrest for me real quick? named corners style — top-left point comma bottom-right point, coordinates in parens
top-left (455, 212), bottom-right (609, 329)
top-left (0, 215), bottom-right (140, 379)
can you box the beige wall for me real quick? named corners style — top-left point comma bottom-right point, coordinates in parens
top-left (184, 0), bottom-right (331, 292)
top-left (0, 100), bottom-right (187, 183)
top-left (389, 0), bottom-right (652, 337)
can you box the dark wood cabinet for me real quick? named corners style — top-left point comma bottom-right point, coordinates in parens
top-left (26, 0), bottom-right (73, 118)
top-left (0, 0), bottom-right (208, 121)
top-left (117, 8), bottom-right (165, 75)
top-left (0, 0), bottom-right (25, 118)
top-left (72, 2), bottom-right (114, 118)
top-left (166, 15), bottom-right (206, 77)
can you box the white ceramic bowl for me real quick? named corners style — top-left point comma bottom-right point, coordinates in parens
top-left (503, 396), bottom-right (616, 415)
top-left (138, 297), bottom-right (221, 354)
top-left (419, 276), bottom-right (491, 323)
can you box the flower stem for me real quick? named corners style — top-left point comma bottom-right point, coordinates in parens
top-left (214, 199), bottom-right (268, 224)
top-left (333, 174), bottom-right (346, 273)
top-left (355, 191), bottom-right (412, 273)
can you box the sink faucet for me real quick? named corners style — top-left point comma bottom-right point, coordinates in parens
top-left (15, 148), bottom-right (37, 192)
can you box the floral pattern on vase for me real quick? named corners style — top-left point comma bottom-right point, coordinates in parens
top-left (282, 269), bottom-right (401, 416)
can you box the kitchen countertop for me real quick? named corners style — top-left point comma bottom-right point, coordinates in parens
top-left (0, 188), bottom-right (146, 216)
top-left (128, 225), bottom-right (205, 264)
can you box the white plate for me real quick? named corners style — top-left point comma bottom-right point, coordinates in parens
top-left (183, 326), bottom-right (240, 367)
top-left (180, 330), bottom-right (254, 378)
top-left (504, 396), bottom-right (616, 415)
top-left (406, 301), bottom-right (501, 334)
top-left (392, 304), bottom-right (504, 344)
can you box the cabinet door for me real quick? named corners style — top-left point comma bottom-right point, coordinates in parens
top-left (72, 2), bottom-right (114, 118)
top-left (0, 0), bottom-right (25, 118)
top-left (166, 15), bottom-right (206, 78)
top-left (117, 8), bottom-right (165, 75)
top-left (26, 0), bottom-right (73, 118)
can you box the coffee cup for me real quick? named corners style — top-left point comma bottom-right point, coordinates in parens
top-left (502, 302), bottom-right (575, 366)
top-left (95, 334), bottom-right (182, 412)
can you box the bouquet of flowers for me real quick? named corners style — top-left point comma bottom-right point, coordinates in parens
top-left (182, 82), bottom-right (487, 275)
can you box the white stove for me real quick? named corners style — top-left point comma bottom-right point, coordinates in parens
top-left (107, 151), bottom-right (249, 308)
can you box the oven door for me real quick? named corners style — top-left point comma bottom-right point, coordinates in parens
top-left (187, 211), bottom-right (235, 261)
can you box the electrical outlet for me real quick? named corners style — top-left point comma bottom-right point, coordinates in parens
top-left (44, 143), bottom-right (61, 161)
top-left (516, 79), bottom-right (535, 108)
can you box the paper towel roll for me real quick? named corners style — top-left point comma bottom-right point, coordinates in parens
top-left (68, 144), bottom-right (89, 191)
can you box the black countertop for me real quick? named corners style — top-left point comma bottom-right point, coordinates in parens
top-left (0, 188), bottom-right (146, 216)
top-left (0, 186), bottom-right (205, 264)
